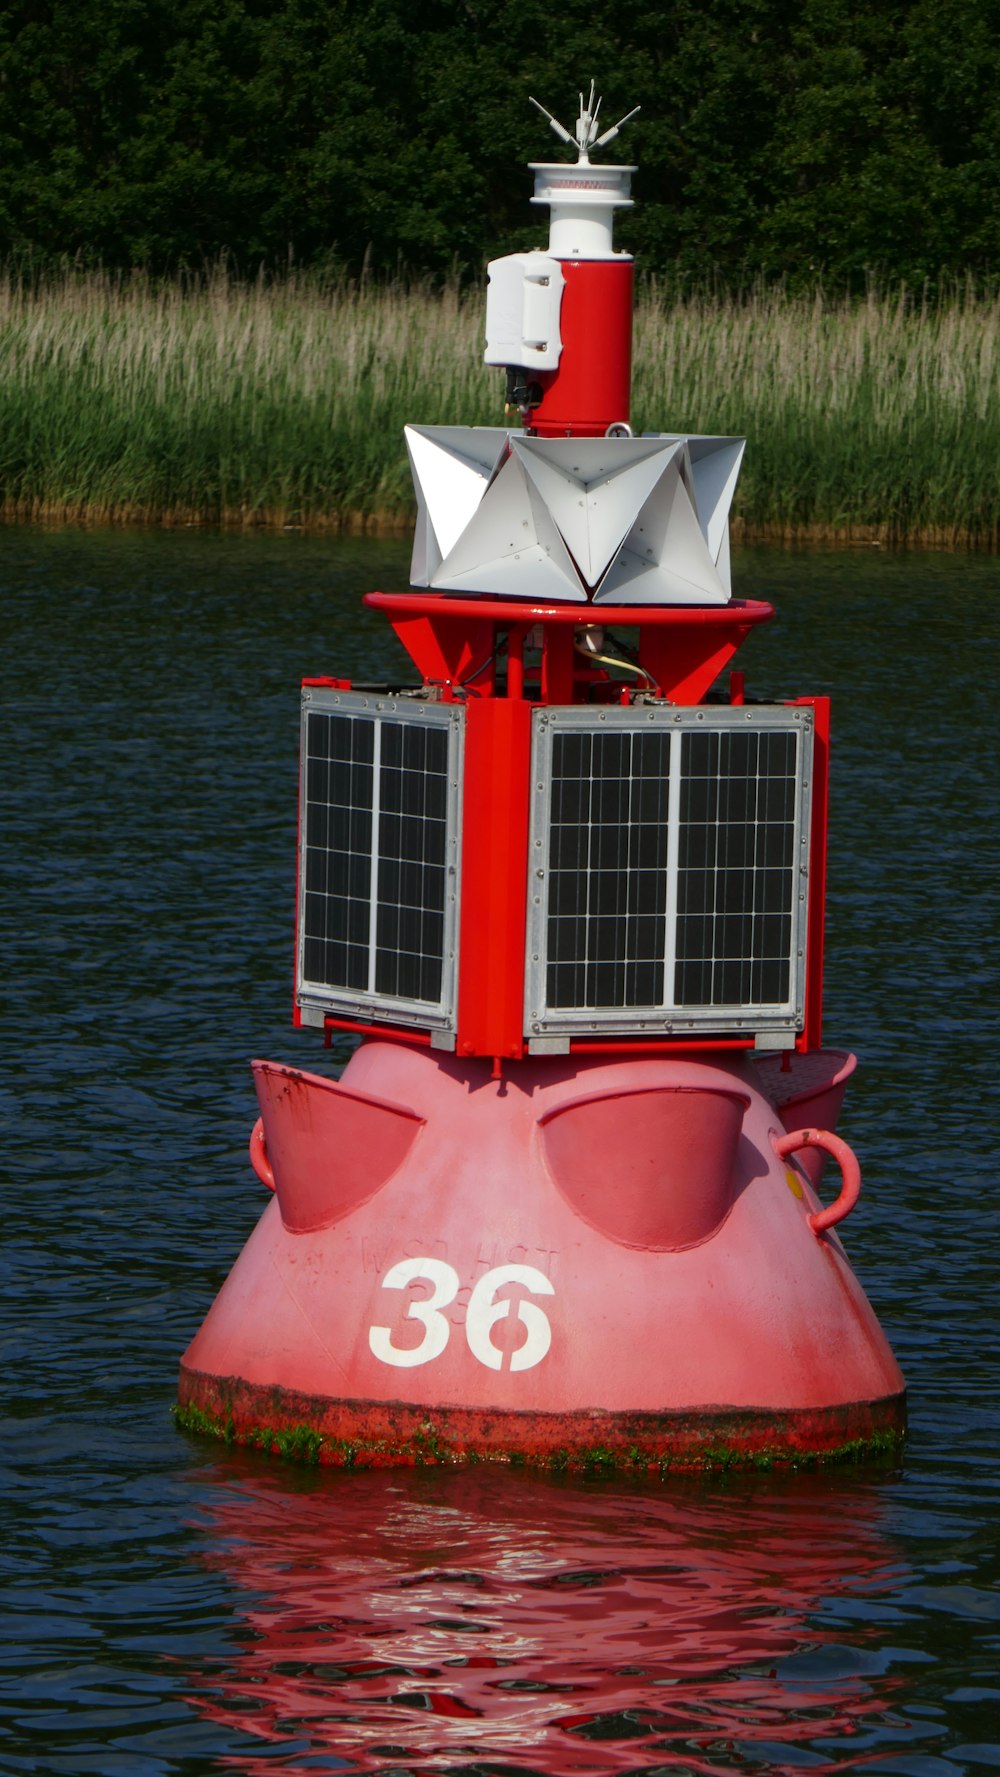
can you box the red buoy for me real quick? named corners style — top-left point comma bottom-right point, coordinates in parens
top-left (177, 87), bottom-right (905, 1470)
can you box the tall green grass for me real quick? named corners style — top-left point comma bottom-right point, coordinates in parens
top-left (634, 282), bottom-right (1000, 545)
top-left (1, 266), bottom-right (998, 542)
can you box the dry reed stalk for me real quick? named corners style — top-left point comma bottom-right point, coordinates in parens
top-left (1, 268), bottom-right (997, 542)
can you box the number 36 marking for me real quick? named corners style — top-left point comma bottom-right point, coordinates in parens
top-left (368, 1258), bottom-right (554, 1372)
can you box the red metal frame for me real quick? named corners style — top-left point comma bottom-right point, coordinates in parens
top-left (293, 601), bottom-right (828, 1060)
top-left (455, 696), bottom-right (533, 1061)
top-left (790, 696), bottom-right (830, 1054)
top-left (567, 1037), bottom-right (756, 1056)
top-left (321, 1016), bottom-right (434, 1049)
top-left (378, 608), bottom-right (495, 691)
top-left (365, 592), bottom-right (774, 707)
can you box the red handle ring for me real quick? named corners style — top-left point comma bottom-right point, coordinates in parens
top-left (774, 1126), bottom-right (861, 1234)
top-left (249, 1117), bottom-right (275, 1191)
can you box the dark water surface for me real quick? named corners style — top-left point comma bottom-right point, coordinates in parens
top-left (2, 528), bottom-right (998, 1776)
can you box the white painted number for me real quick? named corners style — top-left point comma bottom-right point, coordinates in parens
top-left (368, 1258), bottom-right (555, 1373)
top-left (367, 1257), bottom-right (460, 1368)
top-left (465, 1264), bottom-right (555, 1372)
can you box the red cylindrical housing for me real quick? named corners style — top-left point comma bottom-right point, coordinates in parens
top-left (530, 258), bottom-right (634, 437)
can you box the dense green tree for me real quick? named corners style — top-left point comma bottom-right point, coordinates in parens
top-left (0, 0), bottom-right (998, 285)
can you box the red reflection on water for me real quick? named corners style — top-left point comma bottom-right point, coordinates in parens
top-left (187, 1462), bottom-right (908, 1775)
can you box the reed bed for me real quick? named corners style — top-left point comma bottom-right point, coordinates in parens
top-left (634, 283), bottom-right (1000, 546)
top-left (1, 266), bottom-right (998, 543)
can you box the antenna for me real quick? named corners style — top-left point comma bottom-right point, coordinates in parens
top-left (529, 84), bottom-right (640, 164)
top-left (593, 105), bottom-right (641, 151)
top-left (528, 95), bottom-right (574, 148)
top-left (575, 79), bottom-right (600, 159)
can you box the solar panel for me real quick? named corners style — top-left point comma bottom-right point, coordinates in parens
top-left (526, 706), bottom-right (813, 1041)
top-left (675, 727), bottom-right (799, 1011)
top-left (544, 726), bottom-right (672, 1013)
top-left (296, 689), bottom-right (463, 1037)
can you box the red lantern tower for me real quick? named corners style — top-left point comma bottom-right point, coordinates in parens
top-left (178, 90), bottom-right (905, 1470)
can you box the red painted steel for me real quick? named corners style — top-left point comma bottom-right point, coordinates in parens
top-left (455, 697), bottom-right (533, 1061)
top-left (384, 607), bottom-right (496, 690)
top-left (538, 1084), bottom-right (750, 1248)
top-left (529, 258), bottom-right (634, 436)
top-left (320, 1014), bottom-right (434, 1047)
top-left (755, 1048), bottom-right (856, 1187)
top-left (505, 623), bottom-right (527, 699)
top-left (248, 1119), bottom-right (275, 1191)
top-left (568, 1035), bottom-right (755, 1055)
top-left (252, 1061), bottom-right (425, 1233)
top-left (792, 695), bottom-right (830, 1053)
top-left (775, 1125), bottom-right (862, 1234)
top-left (180, 1366), bottom-right (904, 1470)
top-left (178, 1040), bottom-right (905, 1466)
top-left (364, 592), bottom-right (774, 706)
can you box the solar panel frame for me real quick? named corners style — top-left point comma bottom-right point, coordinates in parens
top-left (296, 688), bottom-right (464, 1037)
top-left (525, 704), bottom-right (814, 1041)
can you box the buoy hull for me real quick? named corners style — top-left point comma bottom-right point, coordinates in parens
top-left (178, 1041), bottom-right (905, 1470)
top-left (177, 1369), bottom-right (904, 1471)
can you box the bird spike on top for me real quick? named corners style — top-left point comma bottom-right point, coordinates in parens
top-left (528, 81), bottom-right (640, 164)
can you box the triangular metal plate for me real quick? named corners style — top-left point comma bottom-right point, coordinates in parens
top-left (432, 452), bottom-right (584, 599)
top-left (405, 426), bottom-right (510, 577)
top-left (513, 436), bottom-right (683, 588)
top-left (597, 453), bottom-right (728, 605)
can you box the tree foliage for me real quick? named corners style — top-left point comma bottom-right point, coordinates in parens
top-left (1, 0), bottom-right (998, 287)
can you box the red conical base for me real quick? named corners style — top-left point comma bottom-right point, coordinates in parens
top-left (178, 1042), bottom-right (905, 1471)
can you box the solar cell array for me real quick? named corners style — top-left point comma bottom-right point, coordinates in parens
top-left (545, 727), bottom-right (672, 1012)
top-left (297, 693), bottom-right (461, 1032)
top-left (528, 708), bottom-right (811, 1038)
top-left (296, 690), bottom-right (812, 1046)
top-left (675, 728), bottom-right (798, 1011)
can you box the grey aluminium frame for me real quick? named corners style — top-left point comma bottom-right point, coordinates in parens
top-left (296, 687), bottom-right (464, 1039)
top-left (524, 702), bottom-right (814, 1043)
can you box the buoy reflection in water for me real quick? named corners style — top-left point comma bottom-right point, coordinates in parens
top-left (187, 1462), bottom-right (910, 1773)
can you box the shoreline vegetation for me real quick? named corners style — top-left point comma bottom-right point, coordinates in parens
top-left (2, 267), bottom-right (998, 548)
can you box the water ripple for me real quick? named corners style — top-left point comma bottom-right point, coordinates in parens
top-left (1, 531), bottom-right (998, 1775)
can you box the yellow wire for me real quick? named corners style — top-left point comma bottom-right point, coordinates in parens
top-left (576, 645), bottom-right (658, 691)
